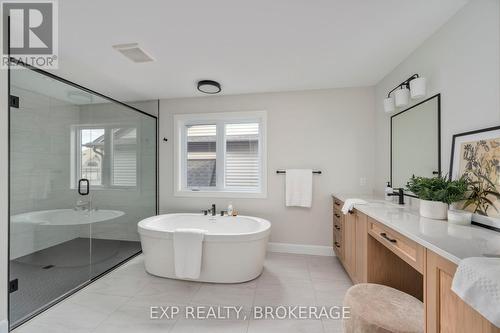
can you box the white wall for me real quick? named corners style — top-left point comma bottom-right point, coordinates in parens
top-left (159, 88), bottom-right (375, 247)
top-left (374, 0), bottom-right (500, 194)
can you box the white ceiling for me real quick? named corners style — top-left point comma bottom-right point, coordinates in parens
top-left (51, 0), bottom-right (468, 101)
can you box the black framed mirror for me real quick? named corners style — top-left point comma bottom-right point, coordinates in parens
top-left (390, 94), bottom-right (441, 194)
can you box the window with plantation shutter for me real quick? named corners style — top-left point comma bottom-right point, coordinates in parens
top-left (175, 111), bottom-right (267, 198)
top-left (225, 123), bottom-right (259, 189)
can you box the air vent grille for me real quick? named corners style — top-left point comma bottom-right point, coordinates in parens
top-left (112, 43), bottom-right (154, 63)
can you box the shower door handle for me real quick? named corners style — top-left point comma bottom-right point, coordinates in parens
top-left (78, 179), bottom-right (90, 196)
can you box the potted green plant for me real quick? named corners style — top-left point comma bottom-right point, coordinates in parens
top-left (406, 175), bottom-right (469, 220)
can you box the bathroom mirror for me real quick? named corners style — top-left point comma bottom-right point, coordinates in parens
top-left (391, 94), bottom-right (441, 191)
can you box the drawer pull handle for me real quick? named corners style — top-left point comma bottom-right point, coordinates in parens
top-left (334, 241), bottom-right (340, 248)
top-left (334, 213), bottom-right (340, 218)
top-left (335, 225), bottom-right (341, 230)
top-left (380, 232), bottom-right (397, 243)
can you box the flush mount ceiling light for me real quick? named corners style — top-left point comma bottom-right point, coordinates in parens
top-left (112, 43), bottom-right (154, 63)
top-left (383, 74), bottom-right (427, 113)
top-left (197, 80), bottom-right (221, 94)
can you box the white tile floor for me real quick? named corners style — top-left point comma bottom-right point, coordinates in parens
top-left (13, 253), bottom-right (352, 333)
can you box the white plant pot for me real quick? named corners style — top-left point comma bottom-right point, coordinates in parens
top-left (419, 200), bottom-right (448, 220)
top-left (447, 209), bottom-right (472, 225)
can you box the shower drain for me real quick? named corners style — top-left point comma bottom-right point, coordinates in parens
top-left (41, 265), bottom-right (55, 270)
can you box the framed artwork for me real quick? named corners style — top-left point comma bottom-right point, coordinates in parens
top-left (450, 125), bottom-right (500, 229)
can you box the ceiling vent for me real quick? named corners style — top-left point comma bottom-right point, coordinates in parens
top-left (112, 43), bottom-right (154, 63)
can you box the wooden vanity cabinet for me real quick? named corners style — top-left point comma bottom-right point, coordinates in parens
top-left (426, 250), bottom-right (500, 333)
top-left (332, 198), bottom-right (344, 260)
top-left (331, 196), bottom-right (499, 332)
top-left (343, 211), bottom-right (356, 278)
top-left (332, 196), bottom-right (367, 284)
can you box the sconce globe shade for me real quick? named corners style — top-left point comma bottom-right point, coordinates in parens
top-left (410, 77), bottom-right (427, 99)
top-left (383, 97), bottom-right (395, 113)
top-left (395, 87), bottom-right (410, 107)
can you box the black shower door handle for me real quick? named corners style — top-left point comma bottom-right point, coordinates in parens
top-left (78, 178), bottom-right (90, 196)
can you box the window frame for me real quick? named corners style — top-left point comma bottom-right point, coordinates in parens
top-left (174, 111), bottom-right (267, 198)
top-left (71, 123), bottom-right (140, 191)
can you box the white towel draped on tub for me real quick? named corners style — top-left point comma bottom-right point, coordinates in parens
top-left (341, 198), bottom-right (368, 215)
top-left (173, 228), bottom-right (207, 279)
top-left (285, 169), bottom-right (313, 208)
top-left (451, 257), bottom-right (500, 328)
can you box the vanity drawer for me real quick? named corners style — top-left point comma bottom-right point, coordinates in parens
top-left (333, 227), bottom-right (343, 259)
top-left (333, 210), bottom-right (342, 224)
top-left (368, 219), bottom-right (424, 274)
top-left (333, 197), bottom-right (343, 213)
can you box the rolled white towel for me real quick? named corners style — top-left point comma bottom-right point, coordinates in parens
top-left (341, 198), bottom-right (368, 215)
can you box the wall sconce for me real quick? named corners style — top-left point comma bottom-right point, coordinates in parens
top-left (410, 77), bottom-right (427, 98)
top-left (383, 74), bottom-right (426, 113)
top-left (394, 86), bottom-right (410, 107)
top-left (383, 96), bottom-right (395, 113)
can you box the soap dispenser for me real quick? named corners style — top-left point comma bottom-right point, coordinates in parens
top-left (227, 202), bottom-right (234, 216)
top-left (384, 182), bottom-right (393, 201)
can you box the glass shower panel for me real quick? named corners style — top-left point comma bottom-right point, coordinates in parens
top-left (9, 67), bottom-right (93, 325)
top-left (9, 66), bottom-right (157, 328)
top-left (77, 100), bottom-right (157, 279)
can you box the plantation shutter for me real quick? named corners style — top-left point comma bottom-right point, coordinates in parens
top-left (225, 123), bottom-right (260, 189)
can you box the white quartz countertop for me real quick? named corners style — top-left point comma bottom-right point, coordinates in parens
top-left (332, 193), bottom-right (500, 265)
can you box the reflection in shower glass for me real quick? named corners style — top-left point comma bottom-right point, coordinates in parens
top-left (8, 66), bottom-right (157, 328)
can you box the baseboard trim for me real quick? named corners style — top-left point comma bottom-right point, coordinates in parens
top-left (267, 242), bottom-right (335, 256)
top-left (0, 319), bottom-right (8, 333)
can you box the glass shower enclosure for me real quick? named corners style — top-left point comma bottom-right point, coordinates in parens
top-left (8, 63), bottom-right (157, 328)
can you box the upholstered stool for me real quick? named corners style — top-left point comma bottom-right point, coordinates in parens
top-left (343, 283), bottom-right (424, 333)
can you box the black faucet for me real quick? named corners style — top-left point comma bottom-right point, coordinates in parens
top-left (388, 188), bottom-right (405, 205)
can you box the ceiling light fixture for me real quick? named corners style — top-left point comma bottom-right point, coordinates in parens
top-left (383, 74), bottom-right (427, 113)
top-left (197, 80), bottom-right (221, 94)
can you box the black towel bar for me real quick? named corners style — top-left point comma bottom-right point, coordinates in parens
top-left (276, 170), bottom-right (322, 174)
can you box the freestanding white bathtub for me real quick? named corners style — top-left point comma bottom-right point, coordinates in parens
top-left (138, 213), bottom-right (271, 283)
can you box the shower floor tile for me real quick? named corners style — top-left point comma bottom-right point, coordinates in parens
top-left (10, 238), bottom-right (141, 327)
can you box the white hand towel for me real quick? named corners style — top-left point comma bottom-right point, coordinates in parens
top-left (341, 198), bottom-right (368, 215)
top-left (285, 169), bottom-right (313, 208)
top-left (451, 257), bottom-right (500, 328)
top-left (173, 228), bottom-right (207, 279)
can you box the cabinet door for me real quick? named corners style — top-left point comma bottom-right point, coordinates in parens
top-left (354, 212), bottom-right (367, 283)
top-left (343, 212), bottom-right (356, 281)
top-left (426, 250), bottom-right (500, 333)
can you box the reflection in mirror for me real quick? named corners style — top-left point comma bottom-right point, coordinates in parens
top-left (391, 94), bottom-right (440, 190)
